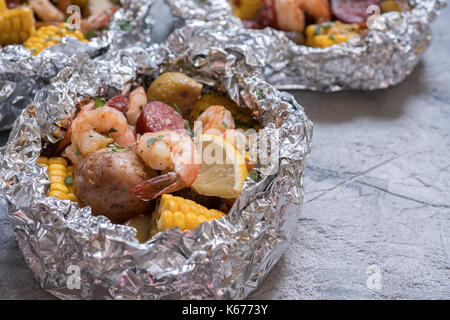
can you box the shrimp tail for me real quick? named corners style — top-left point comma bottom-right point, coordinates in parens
top-left (131, 172), bottom-right (185, 201)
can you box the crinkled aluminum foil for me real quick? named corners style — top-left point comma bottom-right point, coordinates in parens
top-left (0, 23), bottom-right (313, 299)
top-left (0, 0), bottom-right (153, 132)
top-left (165, 0), bottom-right (446, 91)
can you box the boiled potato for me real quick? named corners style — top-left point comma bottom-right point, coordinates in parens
top-left (147, 72), bottom-right (203, 118)
top-left (74, 150), bottom-right (157, 223)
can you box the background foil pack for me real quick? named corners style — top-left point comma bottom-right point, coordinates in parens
top-left (0, 0), bottom-right (154, 132)
top-left (165, 0), bottom-right (446, 91)
top-left (0, 24), bottom-right (313, 299)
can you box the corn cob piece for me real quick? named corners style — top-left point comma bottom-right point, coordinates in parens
top-left (150, 194), bottom-right (226, 236)
top-left (189, 93), bottom-right (261, 130)
top-left (0, 0), bottom-right (7, 12)
top-left (230, 0), bottom-right (263, 20)
top-left (306, 21), bottom-right (361, 48)
top-left (38, 156), bottom-right (78, 202)
top-left (0, 5), bottom-right (35, 46)
top-left (24, 23), bottom-right (87, 56)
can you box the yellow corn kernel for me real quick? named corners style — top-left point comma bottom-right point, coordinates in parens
top-left (49, 157), bottom-right (68, 167)
top-left (50, 182), bottom-right (69, 194)
top-left (37, 157), bottom-right (48, 165)
top-left (49, 169), bottom-right (66, 177)
top-left (154, 194), bottom-right (227, 235)
top-left (173, 211), bottom-right (186, 230)
top-left (48, 163), bottom-right (67, 172)
top-left (24, 23), bottom-right (87, 55)
top-left (210, 209), bottom-right (225, 219)
top-left (48, 190), bottom-right (69, 200)
top-left (158, 210), bottom-right (174, 230)
top-left (66, 193), bottom-right (78, 202)
top-left (230, 0), bottom-right (263, 20)
top-left (185, 212), bottom-right (200, 230)
top-left (0, 6), bottom-right (35, 46)
top-left (0, 0), bottom-right (7, 12)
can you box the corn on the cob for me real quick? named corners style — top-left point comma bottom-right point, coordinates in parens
top-left (24, 23), bottom-right (88, 56)
top-left (38, 156), bottom-right (78, 202)
top-left (150, 194), bottom-right (226, 236)
top-left (0, 4), bottom-right (35, 46)
top-left (189, 93), bottom-right (262, 130)
top-left (230, 0), bottom-right (263, 20)
top-left (306, 21), bottom-right (361, 48)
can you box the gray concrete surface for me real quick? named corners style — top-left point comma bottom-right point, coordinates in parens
top-left (0, 8), bottom-right (449, 300)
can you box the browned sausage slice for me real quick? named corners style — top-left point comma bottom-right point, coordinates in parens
top-left (135, 101), bottom-right (186, 135)
top-left (331, 0), bottom-right (381, 25)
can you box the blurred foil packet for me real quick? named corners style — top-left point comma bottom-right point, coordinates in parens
top-left (165, 0), bottom-right (446, 91)
top-left (0, 0), bottom-right (154, 132)
top-left (0, 23), bottom-right (312, 299)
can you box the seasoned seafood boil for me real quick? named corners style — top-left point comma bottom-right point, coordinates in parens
top-left (38, 72), bottom-right (262, 242)
top-left (0, 0), bottom-right (120, 55)
top-left (231, 0), bottom-right (410, 47)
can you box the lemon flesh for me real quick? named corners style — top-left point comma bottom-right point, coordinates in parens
top-left (192, 134), bottom-right (248, 199)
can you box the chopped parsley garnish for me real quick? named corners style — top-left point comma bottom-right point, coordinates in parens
top-left (255, 89), bottom-right (266, 100)
top-left (107, 128), bottom-right (118, 133)
top-left (172, 103), bottom-right (182, 115)
top-left (185, 120), bottom-right (193, 137)
top-left (222, 121), bottom-right (228, 128)
top-left (94, 97), bottom-right (106, 109)
top-left (116, 19), bottom-right (132, 31)
top-left (147, 135), bottom-right (164, 147)
top-left (122, 186), bottom-right (128, 193)
top-left (75, 147), bottom-right (81, 155)
top-left (249, 169), bottom-right (260, 182)
top-left (84, 30), bottom-right (97, 39)
top-left (64, 176), bottom-right (73, 187)
top-left (107, 143), bottom-right (124, 152)
top-left (329, 35), bottom-right (335, 41)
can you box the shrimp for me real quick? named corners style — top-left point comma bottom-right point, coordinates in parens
top-left (274, 0), bottom-right (306, 32)
top-left (29, 0), bottom-right (65, 22)
top-left (80, 8), bottom-right (118, 33)
top-left (126, 87), bottom-right (147, 125)
top-left (274, 0), bottom-right (331, 32)
top-left (298, 0), bottom-right (331, 24)
top-left (131, 130), bottom-right (200, 201)
top-left (56, 100), bottom-right (94, 155)
top-left (195, 105), bottom-right (235, 136)
top-left (71, 106), bottom-right (136, 156)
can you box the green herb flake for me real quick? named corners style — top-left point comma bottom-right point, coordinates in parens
top-left (222, 121), bottom-right (228, 128)
top-left (147, 135), bottom-right (164, 148)
top-left (94, 97), bottom-right (105, 109)
top-left (314, 25), bottom-right (321, 36)
top-left (185, 120), bottom-right (193, 137)
top-left (108, 128), bottom-right (118, 133)
top-left (64, 176), bottom-right (73, 187)
top-left (75, 147), bottom-right (81, 155)
top-left (249, 169), bottom-right (260, 182)
top-left (172, 103), bottom-right (182, 115)
top-left (329, 35), bottom-right (335, 41)
top-left (122, 186), bottom-right (128, 193)
top-left (255, 89), bottom-right (266, 100)
top-left (116, 19), bottom-right (132, 31)
top-left (84, 30), bottom-right (97, 39)
top-left (107, 143), bottom-right (124, 152)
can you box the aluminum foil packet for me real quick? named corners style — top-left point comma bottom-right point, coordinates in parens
top-left (0, 0), bottom-right (154, 132)
top-left (0, 23), bottom-right (313, 299)
top-left (165, 0), bottom-right (446, 91)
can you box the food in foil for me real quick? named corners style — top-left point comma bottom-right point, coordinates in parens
top-left (231, 0), bottom-right (409, 47)
top-left (0, 0), bottom-right (119, 54)
top-left (37, 71), bottom-right (261, 243)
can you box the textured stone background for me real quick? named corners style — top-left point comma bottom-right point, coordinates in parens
top-left (0, 8), bottom-right (449, 300)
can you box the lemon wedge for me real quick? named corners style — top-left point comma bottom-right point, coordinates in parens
top-left (192, 134), bottom-right (248, 199)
